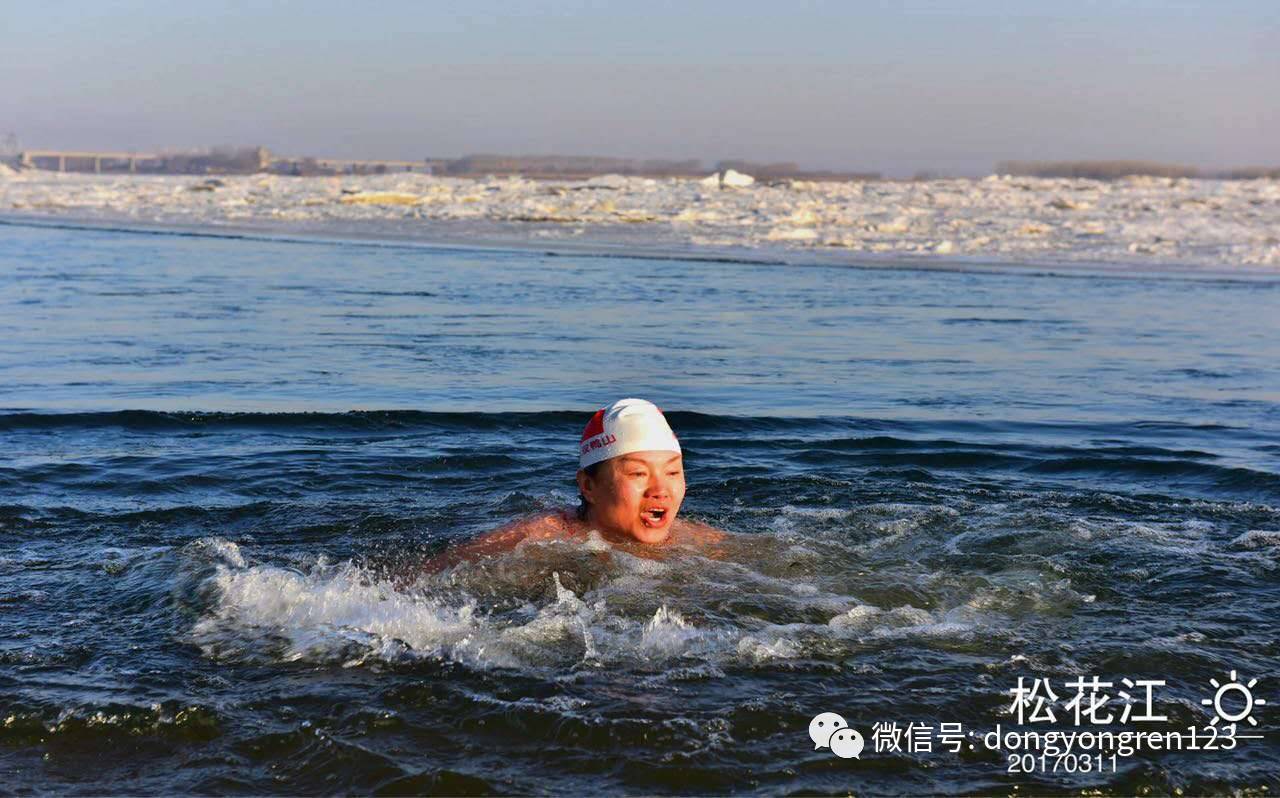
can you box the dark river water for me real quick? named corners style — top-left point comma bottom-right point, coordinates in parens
top-left (1, 221), bottom-right (1278, 795)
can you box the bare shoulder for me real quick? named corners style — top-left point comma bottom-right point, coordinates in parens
top-left (478, 509), bottom-right (585, 548)
top-left (420, 509), bottom-right (579, 575)
top-left (673, 517), bottom-right (729, 545)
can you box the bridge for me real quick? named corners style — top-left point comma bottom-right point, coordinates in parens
top-left (17, 150), bottom-right (159, 173)
top-left (12, 149), bottom-right (439, 176)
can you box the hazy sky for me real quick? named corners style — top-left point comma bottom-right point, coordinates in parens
top-left (4, 0), bottom-right (1277, 175)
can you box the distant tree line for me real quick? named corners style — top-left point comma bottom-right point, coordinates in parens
top-left (277, 154), bottom-right (883, 181)
top-left (153, 146), bottom-right (271, 175)
top-left (714, 160), bottom-right (880, 182)
top-left (995, 160), bottom-right (1280, 180)
top-left (1219, 166), bottom-right (1280, 180)
top-left (440, 155), bottom-right (704, 178)
top-left (14, 146), bottom-right (1277, 181)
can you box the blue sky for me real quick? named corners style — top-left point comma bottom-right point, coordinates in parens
top-left (3, 0), bottom-right (1276, 174)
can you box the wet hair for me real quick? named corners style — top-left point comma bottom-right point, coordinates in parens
top-left (576, 462), bottom-right (602, 521)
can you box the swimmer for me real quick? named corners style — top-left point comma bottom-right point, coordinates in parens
top-left (424, 398), bottom-right (725, 572)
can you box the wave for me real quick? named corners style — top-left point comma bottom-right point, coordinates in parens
top-left (0, 701), bottom-right (221, 748)
top-left (0, 408), bottom-right (583, 432)
top-left (1023, 455), bottom-right (1280, 493)
top-left (0, 407), bottom-right (1254, 436)
top-left (4, 410), bottom-right (1275, 507)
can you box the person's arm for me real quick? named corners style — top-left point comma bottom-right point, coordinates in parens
top-left (419, 511), bottom-right (570, 575)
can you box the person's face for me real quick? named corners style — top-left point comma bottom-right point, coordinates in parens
top-left (578, 451), bottom-right (685, 544)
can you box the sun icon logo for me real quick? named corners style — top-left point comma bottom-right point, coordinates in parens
top-left (1202, 671), bottom-right (1265, 726)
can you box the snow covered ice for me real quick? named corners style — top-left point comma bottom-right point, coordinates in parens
top-left (3, 169), bottom-right (1278, 270)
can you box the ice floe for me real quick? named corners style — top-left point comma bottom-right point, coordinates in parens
top-left (2, 169), bottom-right (1278, 269)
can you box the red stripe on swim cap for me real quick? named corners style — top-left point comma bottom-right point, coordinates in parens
top-left (581, 408), bottom-right (605, 442)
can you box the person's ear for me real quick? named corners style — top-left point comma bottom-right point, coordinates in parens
top-left (577, 468), bottom-right (598, 503)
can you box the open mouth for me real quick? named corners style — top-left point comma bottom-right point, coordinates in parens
top-left (641, 507), bottom-right (669, 528)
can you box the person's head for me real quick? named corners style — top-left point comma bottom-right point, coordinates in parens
top-left (575, 398), bottom-right (685, 544)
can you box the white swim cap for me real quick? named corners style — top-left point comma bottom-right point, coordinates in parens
top-left (578, 398), bottom-right (681, 469)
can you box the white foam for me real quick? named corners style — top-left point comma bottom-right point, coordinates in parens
top-left (1230, 529), bottom-right (1280, 550)
top-left (639, 605), bottom-right (699, 658)
top-left (181, 521), bottom-right (1107, 673)
top-left (736, 634), bottom-right (801, 663)
top-left (190, 559), bottom-right (483, 665)
top-left (189, 537), bottom-right (247, 568)
top-left (827, 603), bottom-right (884, 631)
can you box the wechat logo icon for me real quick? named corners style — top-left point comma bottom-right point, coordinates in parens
top-left (809, 712), bottom-right (864, 759)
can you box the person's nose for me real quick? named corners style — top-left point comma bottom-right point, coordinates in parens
top-left (646, 472), bottom-right (670, 498)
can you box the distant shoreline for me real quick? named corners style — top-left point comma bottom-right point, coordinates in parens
top-left (7, 149), bottom-right (1277, 182)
